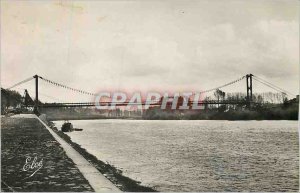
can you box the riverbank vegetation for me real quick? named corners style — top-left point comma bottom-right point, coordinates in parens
top-left (143, 90), bottom-right (299, 120)
top-left (143, 102), bottom-right (298, 120)
top-left (1, 88), bottom-right (23, 113)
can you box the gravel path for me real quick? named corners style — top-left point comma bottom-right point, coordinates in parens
top-left (1, 117), bottom-right (94, 192)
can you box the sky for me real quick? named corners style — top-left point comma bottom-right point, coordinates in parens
top-left (1, 0), bottom-right (299, 102)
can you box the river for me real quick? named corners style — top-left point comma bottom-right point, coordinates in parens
top-left (53, 120), bottom-right (299, 192)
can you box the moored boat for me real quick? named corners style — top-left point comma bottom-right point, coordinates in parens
top-left (61, 122), bottom-right (74, 132)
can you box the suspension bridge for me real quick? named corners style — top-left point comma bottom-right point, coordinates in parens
top-left (5, 73), bottom-right (296, 112)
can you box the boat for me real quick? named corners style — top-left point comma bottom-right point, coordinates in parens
top-left (61, 121), bottom-right (83, 132)
top-left (61, 121), bottom-right (74, 132)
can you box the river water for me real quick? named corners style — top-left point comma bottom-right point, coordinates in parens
top-left (54, 120), bottom-right (299, 192)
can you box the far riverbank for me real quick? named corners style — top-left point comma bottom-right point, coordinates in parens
top-left (41, 101), bottom-right (298, 121)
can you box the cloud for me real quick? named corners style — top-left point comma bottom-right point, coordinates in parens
top-left (1, 0), bottom-right (298, 102)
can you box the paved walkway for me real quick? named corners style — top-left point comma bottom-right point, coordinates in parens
top-left (1, 114), bottom-right (120, 192)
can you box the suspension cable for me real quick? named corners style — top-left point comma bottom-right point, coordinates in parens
top-left (39, 75), bottom-right (246, 98)
top-left (253, 75), bottom-right (296, 96)
top-left (39, 76), bottom-right (97, 96)
top-left (253, 77), bottom-right (294, 97)
top-left (199, 75), bottom-right (246, 94)
top-left (6, 76), bottom-right (34, 90)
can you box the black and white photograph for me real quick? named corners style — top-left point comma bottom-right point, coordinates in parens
top-left (1, 0), bottom-right (299, 192)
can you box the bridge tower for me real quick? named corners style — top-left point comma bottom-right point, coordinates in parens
top-left (24, 89), bottom-right (30, 107)
top-left (33, 75), bottom-right (39, 115)
top-left (246, 74), bottom-right (253, 107)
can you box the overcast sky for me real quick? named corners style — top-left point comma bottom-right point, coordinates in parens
top-left (1, 0), bottom-right (299, 102)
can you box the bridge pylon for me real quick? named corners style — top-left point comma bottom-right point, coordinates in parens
top-left (246, 74), bottom-right (253, 108)
top-left (33, 75), bottom-right (40, 115)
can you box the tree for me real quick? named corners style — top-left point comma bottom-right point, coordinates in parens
top-left (214, 89), bottom-right (225, 109)
top-left (1, 88), bottom-right (23, 113)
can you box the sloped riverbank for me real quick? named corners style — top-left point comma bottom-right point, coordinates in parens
top-left (48, 121), bottom-right (157, 192)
